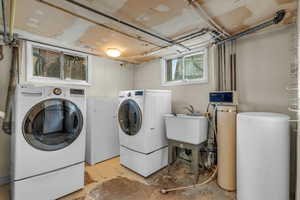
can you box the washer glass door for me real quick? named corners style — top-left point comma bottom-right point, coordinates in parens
top-left (118, 99), bottom-right (142, 136)
top-left (23, 99), bottom-right (83, 151)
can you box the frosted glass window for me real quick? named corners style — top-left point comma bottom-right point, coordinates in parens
top-left (64, 54), bottom-right (87, 81)
top-left (32, 47), bottom-right (61, 78)
top-left (27, 42), bottom-right (90, 85)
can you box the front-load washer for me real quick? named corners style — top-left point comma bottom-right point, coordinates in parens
top-left (118, 90), bottom-right (171, 177)
top-left (11, 85), bottom-right (86, 200)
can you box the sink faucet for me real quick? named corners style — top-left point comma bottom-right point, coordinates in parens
top-left (184, 105), bottom-right (195, 115)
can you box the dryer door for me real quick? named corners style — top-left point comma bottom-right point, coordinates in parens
top-left (118, 99), bottom-right (142, 136)
top-left (23, 99), bottom-right (83, 151)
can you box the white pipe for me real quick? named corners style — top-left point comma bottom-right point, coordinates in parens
top-left (188, 0), bottom-right (231, 37)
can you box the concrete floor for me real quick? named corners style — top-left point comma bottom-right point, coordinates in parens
top-left (0, 157), bottom-right (236, 200)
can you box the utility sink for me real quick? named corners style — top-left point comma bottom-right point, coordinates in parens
top-left (164, 114), bottom-right (208, 145)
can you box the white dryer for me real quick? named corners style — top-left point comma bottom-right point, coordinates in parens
top-left (11, 85), bottom-right (86, 200)
top-left (118, 90), bottom-right (171, 177)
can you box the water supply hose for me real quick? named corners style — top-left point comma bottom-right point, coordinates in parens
top-left (160, 166), bottom-right (218, 194)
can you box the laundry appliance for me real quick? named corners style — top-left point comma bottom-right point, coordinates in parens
top-left (11, 85), bottom-right (86, 200)
top-left (86, 97), bottom-right (120, 165)
top-left (118, 90), bottom-right (171, 177)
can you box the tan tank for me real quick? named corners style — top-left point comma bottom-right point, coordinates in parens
top-left (216, 105), bottom-right (237, 191)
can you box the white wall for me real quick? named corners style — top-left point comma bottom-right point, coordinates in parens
top-left (0, 45), bottom-right (134, 181)
top-left (134, 25), bottom-right (295, 116)
top-left (134, 47), bottom-right (216, 114)
top-left (236, 25), bottom-right (295, 115)
top-left (87, 57), bottom-right (134, 97)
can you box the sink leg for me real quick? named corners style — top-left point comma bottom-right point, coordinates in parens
top-left (168, 141), bottom-right (176, 174)
top-left (192, 146), bottom-right (200, 183)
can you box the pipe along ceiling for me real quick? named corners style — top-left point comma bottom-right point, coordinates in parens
top-left (1, 0), bottom-right (288, 61)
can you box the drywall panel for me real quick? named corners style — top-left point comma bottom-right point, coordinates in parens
top-left (78, 25), bottom-right (156, 58)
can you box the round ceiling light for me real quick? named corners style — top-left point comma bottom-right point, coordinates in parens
top-left (106, 48), bottom-right (121, 57)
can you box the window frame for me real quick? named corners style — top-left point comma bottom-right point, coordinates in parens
top-left (161, 47), bottom-right (208, 86)
top-left (26, 41), bottom-right (92, 86)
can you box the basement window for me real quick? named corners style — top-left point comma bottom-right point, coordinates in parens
top-left (26, 42), bottom-right (91, 85)
top-left (161, 48), bottom-right (208, 86)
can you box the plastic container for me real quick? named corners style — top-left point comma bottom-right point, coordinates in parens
top-left (237, 112), bottom-right (290, 200)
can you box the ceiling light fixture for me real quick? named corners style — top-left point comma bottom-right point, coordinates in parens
top-left (106, 48), bottom-right (121, 57)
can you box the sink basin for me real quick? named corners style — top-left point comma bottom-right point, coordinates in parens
top-left (164, 114), bottom-right (208, 145)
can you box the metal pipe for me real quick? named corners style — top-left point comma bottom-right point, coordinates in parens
top-left (233, 40), bottom-right (237, 91)
top-left (37, 0), bottom-right (224, 57)
top-left (9, 0), bottom-right (16, 41)
top-left (223, 44), bottom-right (226, 90)
top-left (2, 46), bottom-right (18, 135)
top-left (215, 10), bottom-right (286, 45)
top-left (172, 28), bottom-right (209, 42)
top-left (62, 0), bottom-right (190, 50)
top-left (230, 42), bottom-right (233, 90)
top-left (1, 0), bottom-right (8, 44)
top-left (129, 38), bottom-right (211, 59)
top-left (123, 28), bottom-right (215, 59)
top-left (174, 29), bottom-right (209, 43)
top-left (37, 0), bottom-right (163, 48)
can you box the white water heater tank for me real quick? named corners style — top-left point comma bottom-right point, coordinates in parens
top-left (237, 112), bottom-right (290, 200)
